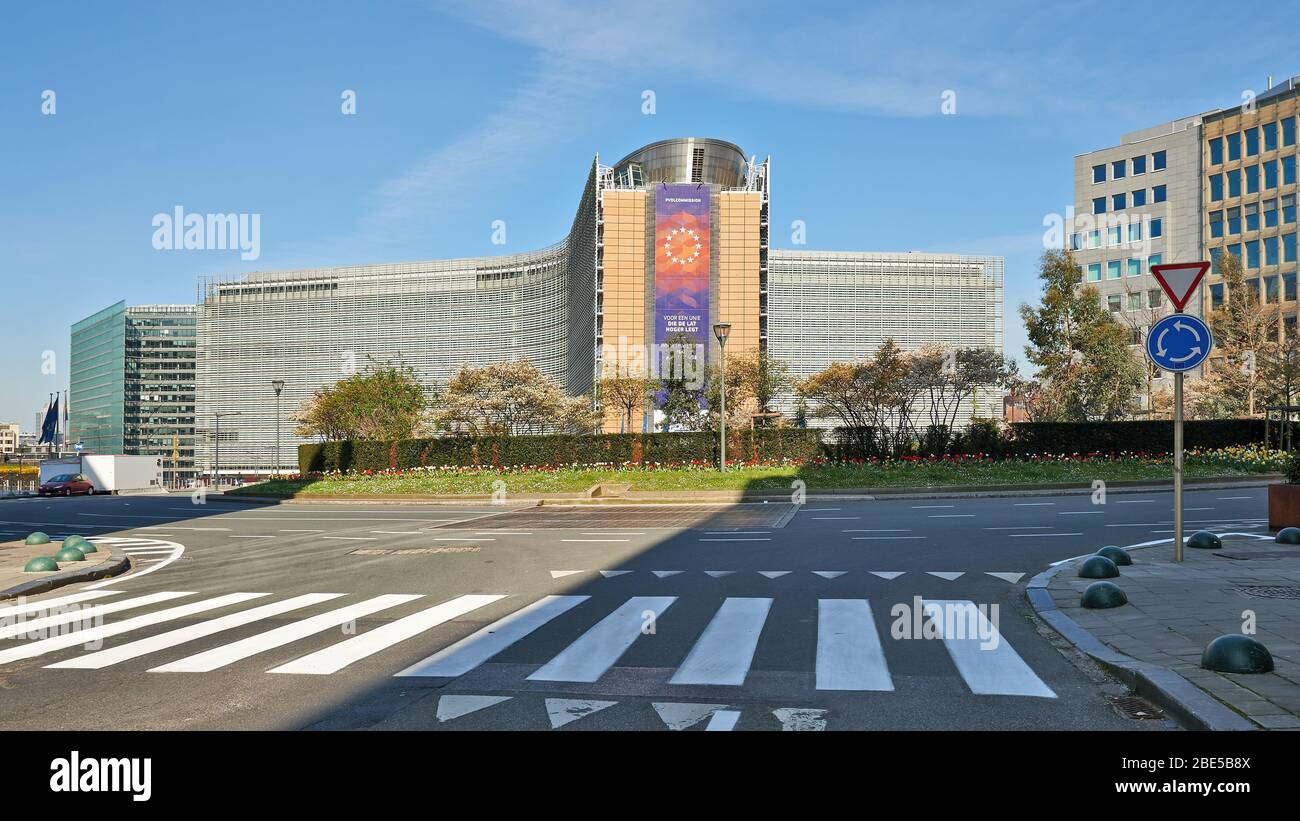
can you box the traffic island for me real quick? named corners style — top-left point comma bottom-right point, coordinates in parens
top-left (1033, 533), bottom-right (1300, 730)
top-left (0, 536), bottom-right (130, 600)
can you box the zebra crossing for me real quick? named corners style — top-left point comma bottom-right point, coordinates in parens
top-left (4, 588), bottom-right (1056, 699)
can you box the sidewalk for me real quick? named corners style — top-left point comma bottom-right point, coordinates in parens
top-left (0, 535), bottom-right (128, 599)
top-left (1039, 534), bottom-right (1300, 730)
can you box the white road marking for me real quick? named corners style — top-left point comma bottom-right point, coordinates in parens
top-left (926, 572), bottom-right (965, 581)
top-left (0, 590), bottom-right (120, 619)
top-left (1114, 500), bottom-right (1155, 504)
top-left (546, 698), bottom-right (616, 729)
top-left (321, 536), bottom-right (377, 541)
top-left (48, 594), bottom-right (341, 669)
top-left (562, 539), bottom-right (629, 543)
top-left (1008, 532), bottom-right (1083, 537)
top-left (0, 593), bottom-right (256, 665)
top-left (1058, 511), bottom-right (1104, 515)
top-left (150, 594), bottom-right (422, 673)
top-left (1013, 502), bottom-right (1055, 506)
top-left (120, 548), bottom-right (178, 555)
top-left (869, 571), bottom-right (905, 580)
top-left (670, 597), bottom-right (772, 686)
top-left (0, 591), bottom-right (193, 640)
top-left (984, 526), bottom-right (1054, 531)
top-left (852, 536), bottom-right (926, 540)
top-left (757, 571), bottom-right (791, 579)
top-left (582, 532), bottom-right (645, 536)
top-left (1217, 496), bottom-right (1254, 501)
top-left (652, 571), bottom-right (684, 578)
top-left (929, 514), bottom-right (975, 518)
top-left (816, 599), bottom-right (892, 691)
top-left (599, 570), bottom-right (633, 578)
top-left (270, 594), bottom-right (505, 675)
top-left (482, 531), bottom-right (533, 535)
top-left (922, 599), bottom-right (1055, 698)
top-left (652, 702), bottom-right (728, 731)
top-left (397, 595), bottom-right (589, 678)
top-left (772, 707), bottom-right (827, 731)
top-left (436, 695), bottom-right (511, 723)
top-left (986, 572), bottom-right (1026, 584)
top-left (699, 538), bottom-right (771, 542)
top-left (280, 529), bottom-right (323, 533)
top-left (843, 528), bottom-right (911, 533)
top-left (705, 710), bottom-right (742, 731)
top-left (812, 571), bottom-right (847, 579)
top-left (228, 535), bottom-right (275, 540)
top-left (812, 516), bottom-right (859, 520)
top-left (370, 531), bottom-right (424, 535)
top-left (913, 505), bottom-right (955, 509)
top-left (704, 570), bottom-right (736, 577)
top-left (527, 596), bottom-right (676, 683)
top-left (550, 570), bottom-right (583, 578)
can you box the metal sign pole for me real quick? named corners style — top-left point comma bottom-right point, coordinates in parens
top-left (1174, 369), bottom-right (1184, 562)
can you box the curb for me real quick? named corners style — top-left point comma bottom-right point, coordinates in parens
top-left (1026, 557), bottom-right (1256, 732)
top-left (213, 475), bottom-right (1280, 506)
top-left (0, 543), bottom-right (131, 601)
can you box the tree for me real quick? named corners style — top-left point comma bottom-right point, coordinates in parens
top-left (657, 332), bottom-right (708, 432)
top-left (796, 339), bottom-right (911, 455)
top-left (1204, 251), bottom-right (1280, 417)
top-left (437, 360), bottom-right (597, 435)
top-left (598, 375), bottom-right (661, 432)
top-left (907, 344), bottom-right (1016, 451)
top-left (728, 350), bottom-right (793, 421)
top-left (1116, 277), bottom-right (1168, 416)
top-left (294, 359), bottom-right (430, 441)
top-left (1018, 249), bottom-right (1144, 420)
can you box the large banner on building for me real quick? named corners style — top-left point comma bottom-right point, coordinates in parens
top-left (654, 183), bottom-right (710, 350)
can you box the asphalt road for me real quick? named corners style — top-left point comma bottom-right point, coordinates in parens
top-left (0, 484), bottom-right (1269, 731)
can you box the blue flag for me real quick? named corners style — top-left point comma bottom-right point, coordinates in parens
top-left (38, 396), bottom-right (58, 445)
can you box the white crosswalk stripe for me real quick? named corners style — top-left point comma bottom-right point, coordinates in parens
top-left (149, 594), bottom-right (422, 673)
top-left (18, 590), bottom-right (1059, 701)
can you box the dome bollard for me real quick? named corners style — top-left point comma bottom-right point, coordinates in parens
top-left (1080, 581), bottom-right (1128, 609)
top-left (1077, 555), bottom-right (1120, 579)
top-left (1095, 545), bottom-right (1132, 566)
top-left (23, 556), bottom-right (59, 572)
top-left (25, 532), bottom-right (51, 546)
top-left (1186, 531), bottom-right (1222, 550)
top-left (1276, 527), bottom-right (1300, 545)
top-left (63, 535), bottom-right (95, 553)
top-left (1201, 635), bottom-right (1274, 674)
top-left (54, 546), bottom-right (86, 563)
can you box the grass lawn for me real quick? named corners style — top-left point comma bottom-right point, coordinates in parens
top-left (232, 450), bottom-right (1282, 497)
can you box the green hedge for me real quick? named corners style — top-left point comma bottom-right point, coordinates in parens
top-left (299, 428), bottom-right (824, 473)
top-left (1003, 419), bottom-right (1266, 455)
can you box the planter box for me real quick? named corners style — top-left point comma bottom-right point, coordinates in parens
top-left (1268, 484), bottom-right (1300, 529)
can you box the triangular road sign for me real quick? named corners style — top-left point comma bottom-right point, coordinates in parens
top-left (1151, 262), bottom-right (1209, 312)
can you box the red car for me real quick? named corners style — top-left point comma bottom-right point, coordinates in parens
top-left (38, 473), bottom-right (96, 496)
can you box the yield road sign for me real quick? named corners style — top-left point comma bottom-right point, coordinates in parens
top-left (1151, 262), bottom-right (1209, 312)
top-left (1146, 313), bottom-right (1213, 372)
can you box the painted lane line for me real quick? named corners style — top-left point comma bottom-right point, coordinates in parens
top-left (843, 529), bottom-right (912, 533)
top-left (0, 592), bottom-right (193, 640)
top-left (1013, 502), bottom-right (1055, 507)
top-left (270, 594), bottom-right (506, 675)
top-left (562, 539), bottom-right (629, 543)
top-left (431, 537), bottom-right (495, 542)
top-left (527, 596), bottom-right (677, 683)
top-left (670, 597), bottom-right (772, 686)
top-left (86, 538), bottom-right (185, 588)
top-left (1007, 532), bottom-right (1083, 537)
top-left (852, 536), bottom-right (926, 541)
top-left (928, 514), bottom-right (975, 518)
top-left (321, 536), bottom-right (377, 541)
top-left (121, 548), bottom-right (179, 555)
top-left (912, 505), bottom-right (954, 509)
top-left (984, 526), bottom-right (1054, 531)
top-left (150, 594), bottom-right (423, 673)
top-left (1185, 507), bottom-right (1214, 511)
top-left (816, 599), bottom-right (892, 691)
top-left (280, 529), bottom-right (323, 533)
top-left (0, 590), bottom-right (121, 619)
top-left (482, 532), bottom-right (533, 535)
top-left (582, 532), bottom-right (646, 536)
top-left (812, 517), bottom-right (859, 520)
top-left (705, 710), bottom-right (742, 731)
top-left (1114, 500), bottom-right (1155, 504)
top-left (47, 594), bottom-right (342, 669)
top-left (397, 595), bottom-right (590, 678)
top-left (1217, 496), bottom-right (1254, 500)
top-left (370, 531), bottom-right (425, 535)
top-left (699, 538), bottom-right (771, 542)
top-left (922, 599), bottom-right (1055, 698)
top-left (0, 593), bottom-right (257, 665)
top-left (1058, 511), bottom-right (1105, 515)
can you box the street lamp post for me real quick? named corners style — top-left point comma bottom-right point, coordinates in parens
top-left (271, 380), bottom-right (285, 480)
top-left (713, 323), bottom-right (732, 471)
top-left (213, 411), bottom-right (242, 489)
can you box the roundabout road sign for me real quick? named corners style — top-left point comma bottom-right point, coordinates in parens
top-left (1146, 313), bottom-right (1213, 372)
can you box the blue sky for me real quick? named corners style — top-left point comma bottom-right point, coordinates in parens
top-left (2, 0), bottom-right (1297, 428)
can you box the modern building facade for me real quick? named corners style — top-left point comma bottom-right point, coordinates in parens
top-left (0, 423), bottom-right (19, 455)
top-left (196, 138), bottom-right (1005, 477)
top-left (1074, 73), bottom-right (1300, 405)
top-left (69, 302), bottom-right (197, 482)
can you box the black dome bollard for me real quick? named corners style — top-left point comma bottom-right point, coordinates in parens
top-left (1186, 531), bottom-right (1222, 550)
top-left (1276, 527), bottom-right (1300, 545)
top-left (1095, 545), bottom-right (1132, 566)
top-left (1081, 581), bottom-right (1128, 609)
top-left (1078, 555), bottom-right (1120, 579)
top-left (1201, 634), bottom-right (1274, 674)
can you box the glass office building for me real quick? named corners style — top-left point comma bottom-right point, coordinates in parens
top-left (196, 137), bottom-right (1005, 477)
top-left (69, 302), bottom-right (197, 482)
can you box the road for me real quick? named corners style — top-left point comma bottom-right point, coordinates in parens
top-left (0, 484), bottom-right (1268, 731)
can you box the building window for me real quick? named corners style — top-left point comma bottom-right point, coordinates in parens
top-left (1227, 169), bottom-right (1241, 198)
top-left (1087, 263), bottom-right (1102, 281)
top-left (1093, 196), bottom-right (1106, 215)
top-left (1128, 292), bottom-right (1142, 310)
top-left (1149, 289), bottom-right (1163, 309)
top-left (1112, 192), bottom-right (1127, 210)
top-left (1288, 315), bottom-right (1298, 338)
top-left (1266, 235), bottom-right (1279, 266)
top-left (1131, 188), bottom-right (1147, 207)
top-left (1286, 233), bottom-right (1298, 263)
top-left (1246, 127), bottom-right (1260, 157)
top-left (1266, 275), bottom-right (1280, 303)
top-left (1265, 198), bottom-right (1279, 228)
top-left (1248, 278), bottom-right (1261, 301)
top-left (1152, 184), bottom-right (1167, 203)
top-left (1107, 294), bottom-right (1122, 312)
top-left (1107, 260), bottom-right (1122, 279)
top-left (1227, 243), bottom-right (1241, 263)
top-left (1211, 246), bottom-right (1223, 272)
top-left (1112, 159), bottom-right (1126, 179)
top-left (1285, 155), bottom-right (1297, 186)
top-left (1246, 239), bottom-right (1260, 269)
top-left (1089, 230), bottom-right (1101, 248)
top-left (1286, 271), bottom-right (1297, 301)
top-left (1209, 137), bottom-right (1223, 165)
top-left (1210, 210), bottom-right (1224, 238)
top-left (1128, 222), bottom-right (1142, 242)
top-left (1245, 203), bottom-right (1258, 233)
top-left (1227, 206), bottom-right (1241, 234)
top-left (1069, 232), bottom-right (1082, 251)
top-left (1265, 160), bottom-right (1279, 190)
top-left (1227, 132), bottom-right (1241, 161)
top-left (1107, 226), bottom-right (1121, 245)
top-left (1149, 217), bottom-right (1162, 238)
top-left (1285, 194), bottom-right (1297, 224)
top-left (1152, 150), bottom-right (1166, 171)
top-left (1285, 118), bottom-right (1297, 147)
top-left (1265, 121), bottom-right (1278, 152)
top-left (1246, 164), bottom-right (1260, 194)
top-left (1210, 174), bottom-right (1223, 201)
top-left (1147, 253), bottom-right (1162, 272)
top-left (1211, 282), bottom-right (1225, 308)
top-left (1128, 258), bottom-right (1142, 277)
top-left (1132, 155), bottom-right (1146, 175)
top-left (1092, 164), bottom-right (1106, 183)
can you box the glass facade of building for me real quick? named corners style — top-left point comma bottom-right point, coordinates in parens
top-left (70, 303), bottom-right (197, 481)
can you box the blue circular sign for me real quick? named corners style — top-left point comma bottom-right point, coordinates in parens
top-left (1145, 313), bottom-right (1213, 372)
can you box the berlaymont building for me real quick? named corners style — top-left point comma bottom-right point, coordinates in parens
top-left (192, 138), bottom-right (1004, 480)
